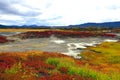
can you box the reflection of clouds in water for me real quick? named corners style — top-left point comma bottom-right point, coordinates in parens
top-left (63, 42), bottom-right (98, 59)
top-left (50, 39), bottom-right (65, 44)
top-left (104, 39), bottom-right (118, 42)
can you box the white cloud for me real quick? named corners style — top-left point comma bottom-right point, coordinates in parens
top-left (0, 14), bottom-right (23, 21)
top-left (0, 0), bottom-right (120, 26)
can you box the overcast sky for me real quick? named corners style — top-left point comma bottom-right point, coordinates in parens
top-left (0, 0), bottom-right (120, 26)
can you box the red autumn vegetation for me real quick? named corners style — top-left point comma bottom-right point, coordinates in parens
top-left (1, 51), bottom-right (94, 80)
top-left (0, 45), bottom-right (119, 80)
top-left (0, 35), bottom-right (8, 43)
top-left (13, 30), bottom-right (117, 39)
top-left (0, 51), bottom-right (89, 80)
top-left (103, 33), bottom-right (117, 37)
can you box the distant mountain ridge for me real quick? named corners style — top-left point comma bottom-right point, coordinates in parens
top-left (0, 21), bottom-right (120, 28)
top-left (69, 21), bottom-right (120, 28)
top-left (0, 24), bottom-right (50, 28)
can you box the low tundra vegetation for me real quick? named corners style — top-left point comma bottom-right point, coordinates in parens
top-left (80, 41), bottom-right (120, 74)
top-left (13, 30), bottom-right (117, 39)
top-left (0, 42), bottom-right (120, 80)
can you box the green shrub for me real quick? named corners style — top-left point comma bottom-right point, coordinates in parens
top-left (46, 58), bottom-right (60, 66)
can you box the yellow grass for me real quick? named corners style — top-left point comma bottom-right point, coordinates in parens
top-left (0, 29), bottom-right (49, 32)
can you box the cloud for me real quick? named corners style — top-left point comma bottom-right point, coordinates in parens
top-left (0, 0), bottom-right (120, 26)
top-left (0, 0), bottom-right (41, 17)
top-left (0, 1), bottom-right (19, 15)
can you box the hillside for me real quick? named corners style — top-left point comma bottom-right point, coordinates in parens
top-left (69, 21), bottom-right (120, 28)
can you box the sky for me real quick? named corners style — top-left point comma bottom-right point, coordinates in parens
top-left (0, 0), bottom-right (120, 26)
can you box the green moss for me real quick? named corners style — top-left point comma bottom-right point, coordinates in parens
top-left (108, 56), bottom-right (120, 64)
